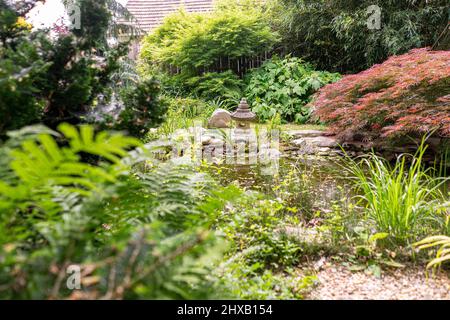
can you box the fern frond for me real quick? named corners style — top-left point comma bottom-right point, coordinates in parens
top-left (58, 124), bottom-right (142, 164)
top-left (0, 124), bottom-right (142, 211)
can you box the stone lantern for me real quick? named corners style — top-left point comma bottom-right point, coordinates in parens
top-left (231, 98), bottom-right (257, 129)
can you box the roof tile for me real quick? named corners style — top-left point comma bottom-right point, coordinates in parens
top-left (126, 0), bottom-right (213, 32)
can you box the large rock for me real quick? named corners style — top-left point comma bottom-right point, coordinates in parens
top-left (208, 109), bottom-right (232, 128)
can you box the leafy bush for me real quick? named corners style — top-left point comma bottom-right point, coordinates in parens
top-left (153, 71), bottom-right (243, 110)
top-left (311, 48), bottom-right (450, 144)
top-left (139, 5), bottom-right (277, 103)
top-left (342, 138), bottom-right (449, 244)
top-left (0, 124), bottom-right (241, 299)
top-left (106, 78), bottom-right (168, 137)
top-left (0, 2), bottom-right (48, 136)
top-left (246, 57), bottom-right (340, 123)
top-left (165, 97), bottom-right (209, 119)
top-left (271, 0), bottom-right (449, 72)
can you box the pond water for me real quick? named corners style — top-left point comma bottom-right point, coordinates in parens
top-left (203, 153), bottom-right (354, 217)
top-left (144, 134), bottom-right (355, 216)
top-left (145, 133), bottom-right (448, 221)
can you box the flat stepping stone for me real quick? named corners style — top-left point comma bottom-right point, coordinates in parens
top-left (292, 136), bottom-right (339, 148)
top-left (287, 130), bottom-right (325, 138)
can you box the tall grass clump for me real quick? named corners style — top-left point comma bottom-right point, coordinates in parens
top-left (343, 138), bottom-right (449, 244)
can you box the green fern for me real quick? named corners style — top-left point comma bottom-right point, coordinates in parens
top-left (0, 124), bottom-right (141, 211)
top-left (0, 125), bottom-right (242, 299)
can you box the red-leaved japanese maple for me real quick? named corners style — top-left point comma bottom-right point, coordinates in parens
top-left (310, 48), bottom-right (450, 145)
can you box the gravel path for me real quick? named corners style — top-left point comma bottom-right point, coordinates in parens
top-left (306, 261), bottom-right (450, 300)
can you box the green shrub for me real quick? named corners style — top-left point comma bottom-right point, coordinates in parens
top-left (183, 71), bottom-right (243, 107)
top-left (139, 4), bottom-right (278, 102)
top-left (154, 71), bottom-right (243, 109)
top-left (245, 56), bottom-right (340, 123)
top-left (144, 97), bottom-right (217, 140)
top-left (108, 78), bottom-right (168, 137)
top-left (0, 2), bottom-right (48, 136)
top-left (166, 97), bottom-right (209, 119)
top-left (0, 0), bottom-right (137, 134)
top-left (140, 8), bottom-right (278, 74)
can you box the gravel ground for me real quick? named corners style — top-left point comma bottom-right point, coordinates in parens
top-left (306, 261), bottom-right (450, 300)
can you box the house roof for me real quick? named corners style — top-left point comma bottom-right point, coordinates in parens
top-left (126, 0), bottom-right (214, 33)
